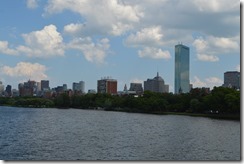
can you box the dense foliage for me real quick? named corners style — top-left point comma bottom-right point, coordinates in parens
top-left (53, 87), bottom-right (240, 115)
top-left (0, 87), bottom-right (240, 116)
top-left (0, 97), bottom-right (54, 108)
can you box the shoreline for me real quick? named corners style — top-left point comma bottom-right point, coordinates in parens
top-left (103, 108), bottom-right (240, 121)
top-left (1, 105), bottom-right (239, 121)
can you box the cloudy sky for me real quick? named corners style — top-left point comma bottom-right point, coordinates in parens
top-left (0, 0), bottom-right (240, 92)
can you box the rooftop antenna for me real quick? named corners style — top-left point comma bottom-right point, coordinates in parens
top-left (157, 66), bottom-right (159, 77)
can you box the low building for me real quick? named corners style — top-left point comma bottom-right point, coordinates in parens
top-left (129, 83), bottom-right (143, 95)
top-left (144, 72), bottom-right (169, 93)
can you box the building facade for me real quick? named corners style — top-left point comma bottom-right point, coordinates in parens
top-left (129, 83), bottom-right (143, 95)
top-left (222, 71), bottom-right (240, 90)
top-left (144, 72), bottom-right (169, 93)
top-left (19, 80), bottom-right (37, 97)
top-left (72, 81), bottom-right (85, 93)
top-left (175, 44), bottom-right (190, 94)
top-left (0, 81), bottom-right (4, 95)
top-left (97, 78), bottom-right (117, 94)
top-left (5, 85), bottom-right (12, 97)
top-left (41, 80), bottom-right (49, 91)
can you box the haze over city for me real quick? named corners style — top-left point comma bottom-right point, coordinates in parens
top-left (0, 0), bottom-right (240, 92)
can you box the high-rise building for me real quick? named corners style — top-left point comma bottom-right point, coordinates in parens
top-left (19, 80), bottom-right (37, 96)
top-left (5, 85), bottom-right (12, 96)
top-left (144, 72), bottom-right (169, 93)
top-left (72, 81), bottom-right (85, 93)
top-left (37, 82), bottom-right (41, 92)
top-left (97, 78), bottom-right (117, 94)
top-left (0, 81), bottom-right (4, 94)
top-left (129, 83), bottom-right (143, 95)
top-left (175, 44), bottom-right (190, 94)
top-left (41, 80), bottom-right (49, 91)
top-left (63, 84), bottom-right (68, 91)
top-left (222, 71), bottom-right (240, 90)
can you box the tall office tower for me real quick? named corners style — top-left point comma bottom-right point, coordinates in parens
top-left (41, 80), bottom-right (49, 91)
top-left (5, 85), bottom-right (12, 96)
top-left (175, 44), bottom-right (190, 94)
top-left (97, 78), bottom-right (117, 94)
top-left (222, 71), bottom-right (240, 90)
top-left (144, 72), bottom-right (169, 93)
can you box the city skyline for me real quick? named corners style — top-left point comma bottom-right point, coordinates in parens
top-left (0, 0), bottom-right (240, 92)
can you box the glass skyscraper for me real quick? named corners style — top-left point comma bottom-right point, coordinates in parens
top-left (175, 44), bottom-right (190, 94)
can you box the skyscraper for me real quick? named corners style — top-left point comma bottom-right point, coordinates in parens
top-left (175, 44), bottom-right (190, 94)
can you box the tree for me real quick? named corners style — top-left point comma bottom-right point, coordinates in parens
top-left (55, 93), bottom-right (70, 108)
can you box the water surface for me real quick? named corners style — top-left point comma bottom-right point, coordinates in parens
top-left (0, 106), bottom-right (240, 160)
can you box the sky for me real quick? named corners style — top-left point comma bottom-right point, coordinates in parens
top-left (0, 0), bottom-right (240, 93)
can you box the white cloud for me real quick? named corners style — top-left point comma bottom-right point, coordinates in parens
top-left (191, 76), bottom-right (207, 88)
top-left (130, 78), bottom-right (144, 84)
top-left (193, 35), bottom-right (239, 62)
top-left (45, 0), bottom-right (143, 36)
top-left (196, 54), bottom-right (219, 62)
top-left (1, 62), bottom-right (48, 81)
top-left (26, 0), bottom-right (39, 9)
top-left (205, 77), bottom-right (223, 85)
top-left (191, 76), bottom-right (223, 89)
top-left (17, 24), bottom-right (65, 58)
top-left (138, 47), bottom-right (171, 59)
top-left (63, 23), bottom-right (84, 36)
top-left (125, 26), bottom-right (163, 47)
top-left (0, 41), bottom-right (18, 55)
top-left (67, 37), bottom-right (110, 64)
top-left (192, 0), bottom-right (239, 13)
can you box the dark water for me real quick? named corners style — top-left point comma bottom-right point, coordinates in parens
top-left (0, 106), bottom-right (240, 160)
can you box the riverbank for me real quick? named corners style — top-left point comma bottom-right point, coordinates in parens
top-left (102, 108), bottom-right (240, 121)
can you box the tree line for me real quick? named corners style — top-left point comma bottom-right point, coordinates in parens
top-left (0, 87), bottom-right (240, 116)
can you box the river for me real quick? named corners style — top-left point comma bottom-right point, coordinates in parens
top-left (0, 106), bottom-right (240, 160)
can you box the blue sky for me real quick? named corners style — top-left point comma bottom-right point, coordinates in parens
top-left (0, 0), bottom-right (240, 92)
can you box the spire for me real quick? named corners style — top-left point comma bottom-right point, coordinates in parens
top-left (124, 84), bottom-right (128, 92)
top-left (157, 71), bottom-right (159, 77)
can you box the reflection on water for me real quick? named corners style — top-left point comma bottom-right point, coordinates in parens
top-left (0, 106), bottom-right (240, 160)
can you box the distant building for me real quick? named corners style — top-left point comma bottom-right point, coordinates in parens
top-left (88, 89), bottom-right (96, 94)
top-left (129, 83), bottom-right (143, 95)
top-left (97, 78), bottom-right (117, 94)
top-left (73, 81), bottom-right (85, 93)
top-left (144, 72), bottom-right (169, 93)
top-left (19, 80), bottom-right (37, 97)
top-left (54, 86), bottom-right (64, 93)
top-left (175, 44), bottom-right (190, 94)
top-left (5, 85), bottom-right (12, 97)
top-left (37, 82), bottom-right (41, 92)
top-left (0, 82), bottom-right (4, 95)
top-left (12, 89), bottom-right (19, 97)
top-left (41, 80), bottom-right (49, 91)
top-left (63, 84), bottom-right (68, 91)
top-left (222, 71), bottom-right (240, 90)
